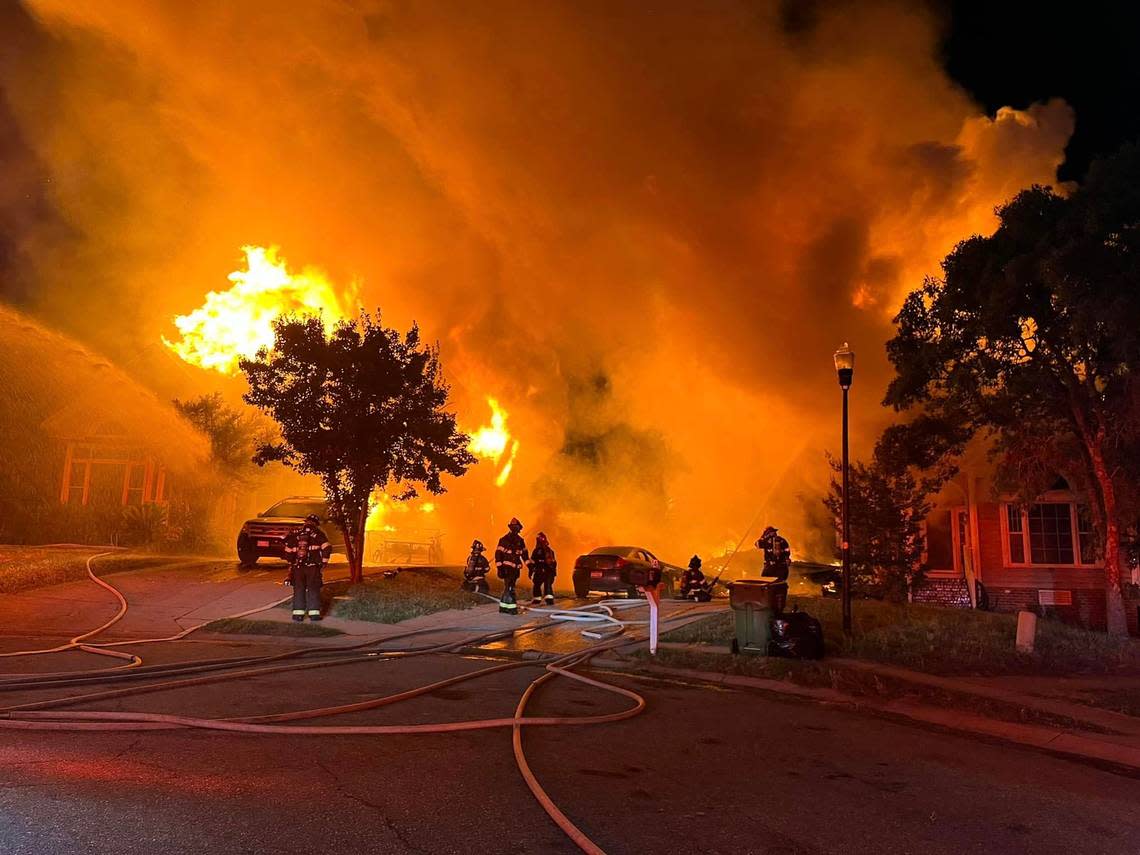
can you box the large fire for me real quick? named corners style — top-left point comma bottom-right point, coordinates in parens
top-left (365, 492), bottom-right (438, 532)
top-left (163, 245), bottom-right (355, 374)
top-left (468, 397), bottom-right (519, 487)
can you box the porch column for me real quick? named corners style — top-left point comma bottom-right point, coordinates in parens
top-left (965, 470), bottom-right (981, 608)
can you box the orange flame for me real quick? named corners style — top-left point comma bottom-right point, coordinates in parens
top-left (163, 245), bottom-right (355, 374)
top-left (366, 492), bottom-right (438, 531)
top-left (468, 396), bottom-right (519, 487)
top-left (365, 492), bottom-right (399, 532)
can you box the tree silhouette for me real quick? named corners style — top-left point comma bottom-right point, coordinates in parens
top-left (241, 311), bottom-right (474, 583)
top-left (886, 145), bottom-right (1140, 635)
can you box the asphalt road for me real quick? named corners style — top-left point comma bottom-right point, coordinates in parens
top-left (2, 646), bottom-right (1139, 855)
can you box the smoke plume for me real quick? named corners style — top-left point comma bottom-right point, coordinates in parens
top-left (0, 1), bottom-right (1073, 563)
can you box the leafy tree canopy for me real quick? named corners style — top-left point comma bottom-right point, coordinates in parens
top-left (241, 311), bottom-right (474, 582)
top-left (824, 436), bottom-right (932, 603)
top-left (885, 144), bottom-right (1140, 634)
top-left (173, 392), bottom-right (272, 477)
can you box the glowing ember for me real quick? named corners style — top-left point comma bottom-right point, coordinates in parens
top-left (163, 245), bottom-right (355, 374)
top-left (468, 397), bottom-right (519, 487)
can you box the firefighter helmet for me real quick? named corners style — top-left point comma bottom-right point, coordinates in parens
top-left (471, 539), bottom-right (485, 552)
top-left (536, 531), bottom-right (549, 545)
top-left (756, 525), bottom-right (778, 547)
top-left (508, 517), bottom-right (523, 532)
top-left (689, 555), bottom-right (702, 570)
top-left (304, 513), bottom-right (321, 526)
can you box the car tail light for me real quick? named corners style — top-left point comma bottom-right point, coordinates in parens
top-left (613, 558), bottom-right (628, 569)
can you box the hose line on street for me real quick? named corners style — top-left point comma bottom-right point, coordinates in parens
top-left (1, 554), bottom-right (712, 855)
top-left (0, 552), bottom-right (141, 670)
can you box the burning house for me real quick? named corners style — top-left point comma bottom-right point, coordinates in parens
top-left (0, 305), bottom-right (210, 544)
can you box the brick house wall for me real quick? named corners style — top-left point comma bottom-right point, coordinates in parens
top-left (918, 444), bottom-right (1135, 636)
top-left (912, 578), bottom-right (971, 608)
top-left (920, 486), bottom-right (1128, 633)
top-left (973, 501), bottom-right (1110, 631)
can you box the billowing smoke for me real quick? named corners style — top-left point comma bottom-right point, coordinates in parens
top-left (0, 1), bottom-right (1073, 564)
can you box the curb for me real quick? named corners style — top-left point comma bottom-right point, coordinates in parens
top-left (592, 659), bottom-right (1140, 773)
top-left (827, 657), bottom-right (1140, 737)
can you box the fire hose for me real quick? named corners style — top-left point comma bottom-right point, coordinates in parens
top-left (0, 554), bottom-right (710, 854)
top-left (0, 551), bottom-right (141, 668)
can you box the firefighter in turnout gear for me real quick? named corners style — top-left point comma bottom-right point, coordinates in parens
top-left (680, 555), bottom-right (710, 601)
top-left (284, 514), bottom-right (331, 621)
top-left (528, 532), bottom-right (557, 605)
top-left (494, 517), bottom-right (528, 614)
top-left (756, 526), bottom-right (791, 580)
top-left (462, 540), bottom-right (491, 594)
top-left (756, 525), bottom-right (791, 614)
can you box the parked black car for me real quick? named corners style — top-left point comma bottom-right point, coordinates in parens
top-left (571, 546), bottom-right (679, 598)
top-left (236, 497), bottom-right (346, 568)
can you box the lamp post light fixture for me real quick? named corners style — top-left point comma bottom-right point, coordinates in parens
top-left (833, 342), bottom-right (855, 636)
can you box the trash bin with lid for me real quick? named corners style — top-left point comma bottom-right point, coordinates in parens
top-left (728, 579), bottom-right (788, 655)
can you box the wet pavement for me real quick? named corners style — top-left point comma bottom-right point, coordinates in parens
top-left (476, 598), bottom-right (726, 656)
top-left (3, 560), bottom-right (1140, 853)
top-left (3, 651), bottom-right (1139, 855)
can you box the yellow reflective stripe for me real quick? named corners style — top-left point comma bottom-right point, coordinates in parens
top-left (292, 609), bottom-right (305, 616)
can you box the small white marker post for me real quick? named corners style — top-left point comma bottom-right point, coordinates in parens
top-left (644, 584), bottom-right (660, 655)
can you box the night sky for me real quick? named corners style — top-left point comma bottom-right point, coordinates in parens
top-left (941, 1), bottom-right (1140, 180)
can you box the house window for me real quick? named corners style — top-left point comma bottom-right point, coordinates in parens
top-left (1006, 504), bottom-right (1025, 563)
top-left (123, 463), bottom-right (147, 505)
top-left (1003, 502), bottom-right (1097, 567)
top-left (60, 441), bottom-right (152, 507)
top-left (1027, 503), bottom-right (1074, 565)
top-left (66, 458), bottom-right (90, 504)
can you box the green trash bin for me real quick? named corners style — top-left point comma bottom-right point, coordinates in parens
top-left (728, 579), bottom-right (785, 655)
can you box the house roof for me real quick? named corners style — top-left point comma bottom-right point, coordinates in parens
top-left (0, 304), bottom-right (209, 471)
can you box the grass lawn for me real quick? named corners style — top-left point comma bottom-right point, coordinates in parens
top-left (204, 617), bottom-right (344, 637)
top-left (0, 547), bottom-right (178, 594)
top-left (661, 595), bottom-right (1140, 677)
top-left (320, 566), bottom-right (484, 623)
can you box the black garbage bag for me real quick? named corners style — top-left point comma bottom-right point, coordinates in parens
top-left (767, 608), bottom-right (825, 659)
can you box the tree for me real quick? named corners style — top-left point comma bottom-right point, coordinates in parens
top-left (173, 392), bottom-right (271, 477)
top-left (824, 439), bottom-right (932, 602)
top-left (885, 145), bottom-right (1140, 635)
top-left (241, 311), bottom-right (474, 583)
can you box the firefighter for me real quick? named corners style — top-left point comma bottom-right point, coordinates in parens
top-left (462, 540), bottom-right (491, 594)
top-left (680, 555), bottom-right (709, 601)
top-left (756, 526), bottom-right (791, 579)
top-left (756, 525), bottom-right (791, 614)
top-left (284, 513), bottom-right (332, 621)
top-left (528, 532), bottom-right (557, 606)
top-left (494, 517), bottom-right (528, 615)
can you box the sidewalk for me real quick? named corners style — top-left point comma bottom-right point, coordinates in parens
top-left (245, 596), bottom-right (722, 657)
top-left (590, 646), bottom-right (1140, 773)
top-left (831, 657), bottom-right (1140, 742)
top-left (596, 658), bottom-right (1140, 771)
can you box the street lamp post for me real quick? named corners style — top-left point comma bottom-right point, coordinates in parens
top-left (833, 343), bottom-right (855, 636)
